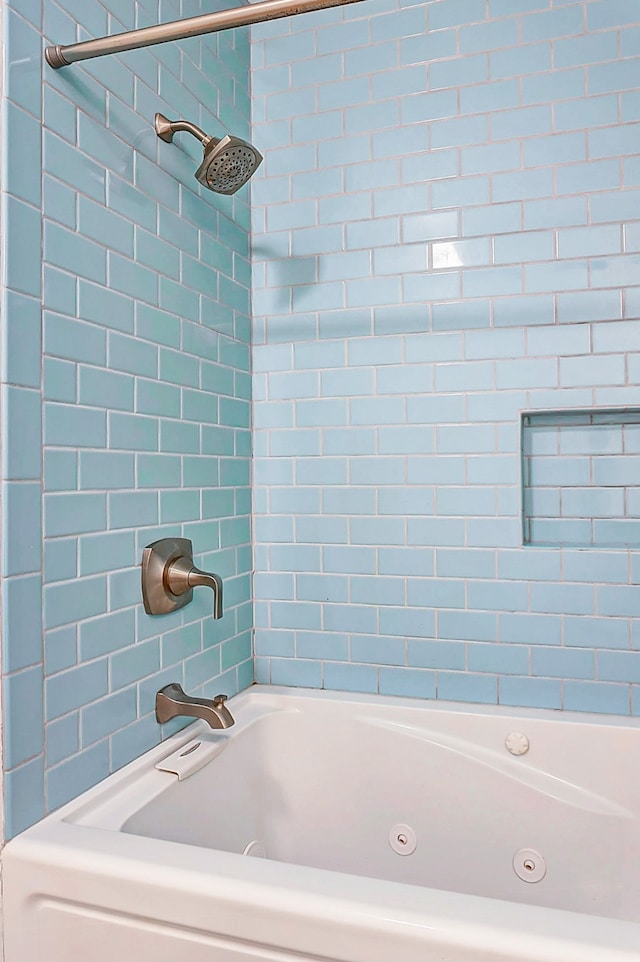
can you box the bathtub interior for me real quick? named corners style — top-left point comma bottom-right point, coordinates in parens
top-left (67, 687), bottom-right (640, 924)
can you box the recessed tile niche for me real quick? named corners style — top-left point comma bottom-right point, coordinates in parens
top-left (522, 410), bottom-right (640, 548)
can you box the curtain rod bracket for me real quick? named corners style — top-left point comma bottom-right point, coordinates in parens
top-left (45, 45), bottom-right (70, 69)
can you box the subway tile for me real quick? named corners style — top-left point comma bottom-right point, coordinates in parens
top-left (81, 688), bottom-right (137, 747)
top-left (433, 175), bottom-right (491, 211)
top-left (270, 658), bottom-right (322, 688)
top-left (6, 9), bottom-right (42, 116)
top-left (431, 54), bottom-right (487, 91)
top-left (525, 259), bottom-right (588, 293)
top-left (44, 538), bottom-right (76, 585)
top-left (4, 666), bottom-right (44, 768)
top-left (532, 646), bottom-right (594, 679)
top-left (523, 68), bottom-right (585, 107)
top-left (530, 583), bottom-right (594, 616)
top-left (492, 105), bottom-right (551, 141)
top-left (43, 265), bottom-right (76, 316)
top-left (6, 102), bottom-right (41, 208)
top-left (379, 606), bottom-right (435, 638)
top-left (45, 222), bottom-right (106, 286)
top-left (589, 59), bottom-right (640, 96)
top-left (5, 758), bottom-right (44, 838)
top-left (467, 580), bottom-right (528, 612)
top-left (462, 202), bottom-right (521, 238)
top-left (557, 290), bottom-right (622, 325)
top-left (438, 610), bottom-right (497, 641)
top-left (499, 676), bottom-right (562, 710)
top-left (44, 132), bottom-right (105, 204)
top-left (429, 0), bottom-right (485, 30)
top-left (408, 516), bottom-right (466, 545)
top-left (435, 360), bottom-right (493, 392)
top-left (461, 79), bottom-right (520, 115)
top-left (524, 195), bottom-right (587, 230)
top-left (3, 575), bottom-right (43, 673)
top-left (557, 159), bottom-right (621, 195)
top-left (564, 617), bottom-right (629, 649)
top-left (4, 482), bottom-right (41, 576)
top-left (109, 491), bottom-right (159, 529)
top-left (522, 5), bottom-right (584, 42)
top-left (559, 354), bottom-right (625, 387)
top-left (563, 681), bottom-right (629, 715)
top-left (588, 0), bottom-right (640, 30)
top-left (431, 115), bottom-right (489, 150)
top-left (491, 41), bottom-right (551, 80)
top-left (46, 742), bottom-right (110, 812)
top-left (409, 639), bottom-right (465, 671)
top-left (324, 662), bottom-right (378, 693)
top-left (46, 713), bottom-right (79, 767)
top-left (45, 492), bottom-right (106, 538)
top-left (5, 387), bottom-right (41, 479)
top-left (555, 95), bottom-right (620, 133)
top-left (403, 271), bottom-right (460, 304)
top-left (468, 643), bottom-right (528, 675)
top-left (401, 28), bottom-right (457, 66)
top-left (379, 667), bottom-right (435, 699)
top-left (463, 266), bottom-right (522, 298)
top-left (494, 169), bottom-right (554, 204)
top-left (461, 141), bottom-right (519, 176)
top-left (46, 659), bottom-right (109, 722)
top-left (408, 578), bottom-right (465, 609)
top-left (437, 671), bottom-right (497, 705)
top-left (432, 297), bottom-right (491, 330)
top-left (111, 638), bottom-right (160, 691)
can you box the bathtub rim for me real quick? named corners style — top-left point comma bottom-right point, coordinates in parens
top-left (25, 683), bottom-right (640, 829)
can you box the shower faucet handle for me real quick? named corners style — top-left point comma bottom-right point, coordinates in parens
top-left (141, 538), bottom-right (224, 618)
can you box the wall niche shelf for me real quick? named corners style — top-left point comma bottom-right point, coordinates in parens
top-left (522, 408), bottom-right (640, 548)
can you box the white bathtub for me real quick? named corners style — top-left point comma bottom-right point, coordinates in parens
top-left (4, 686), bottom-right (640, 961)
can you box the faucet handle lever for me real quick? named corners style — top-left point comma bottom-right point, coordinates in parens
top-left (167, 556), bottom-right (224, 619)
top-left (141, 538), bottom-right (224, 618)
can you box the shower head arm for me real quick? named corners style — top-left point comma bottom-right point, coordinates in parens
top-left (155, 113), bottom-right (213, 147)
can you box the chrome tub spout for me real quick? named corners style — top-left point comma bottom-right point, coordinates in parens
top-left (155, 683), bottom-right (234, 729)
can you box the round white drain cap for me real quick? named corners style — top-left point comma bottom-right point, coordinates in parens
top-left (505, 731), bottom-right (530, 756)
top-left (389, 824), bottom-right (417, 856)
top-left (513, 848), bottom-right (546, 883)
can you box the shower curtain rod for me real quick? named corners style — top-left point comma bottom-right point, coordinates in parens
top-left (45, 0), bottom-right (366, 68)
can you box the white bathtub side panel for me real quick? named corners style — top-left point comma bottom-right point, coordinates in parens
top-left (3, 830), bottom-right (640, 962)
top-left (26, 903), bottom-right (325, 962)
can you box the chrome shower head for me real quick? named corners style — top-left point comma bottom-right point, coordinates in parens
top-left (155, 113), bottom-right (262, 195)
top-left (196, 135), bottom-right (262, 195)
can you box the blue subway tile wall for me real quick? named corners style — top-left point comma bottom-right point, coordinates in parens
top-left (2, 0), bottom-right (253, 836)
top-left (251, 2), bottom-right (640, 716)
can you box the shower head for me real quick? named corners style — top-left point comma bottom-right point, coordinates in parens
top-left (154, 112), bottom-right (262, 195)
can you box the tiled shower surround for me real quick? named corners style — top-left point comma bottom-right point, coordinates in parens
top-left (2, 0), bottom-right (252, 835)
top-left (3, 0), bottom-right (640, 836)
top-left (251, 3), bottom-right (640, 712)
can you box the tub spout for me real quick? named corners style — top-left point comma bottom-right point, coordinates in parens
top-left (155, 683), bottom-right (235, 729)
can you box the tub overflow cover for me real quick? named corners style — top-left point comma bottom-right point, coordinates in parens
top-left (389, 824), bottom-right (417, 856)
